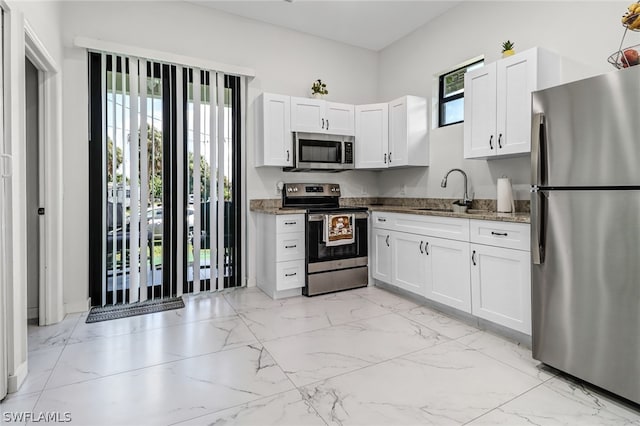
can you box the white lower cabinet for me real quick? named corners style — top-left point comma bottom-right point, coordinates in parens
top-left (426, 237), bottom-right (471, 313)
top-left (470, 243), bottom-right (531, 335)
top-left (372, 212), bottom-right (531, 334)
top-left (257, 213), bottom-right (306, 299)
top-left (371, 228), bottom-right (392, 283)
top-left (391, 231), bottom-right (427, 296)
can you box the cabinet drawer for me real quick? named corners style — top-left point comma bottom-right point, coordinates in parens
top-left (470, 220), bottom-right (530, 251)
top-left (372, 211), bottom-right (469, 241)
top-left (276, 233), bottom-right (305, 261)
top-left (372, 211), bottom-right (395, 230)
top-left (276, 260), bottom-right (305, 291)
top-left (276, 214), bottom-right (305, 234)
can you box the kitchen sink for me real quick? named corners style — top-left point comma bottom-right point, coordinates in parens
top-left (413, 208), bottom-right (454, 212)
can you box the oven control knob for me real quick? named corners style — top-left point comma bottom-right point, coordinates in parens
top-left (287, 188), bottom-right (292, 192)
top-left (294, 187), bottom-right (298, 192)
top-left (331, 188), bottom-right (336, 192)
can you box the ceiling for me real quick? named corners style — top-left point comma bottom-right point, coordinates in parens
top-left (186, 1), bottom-right (461, 51)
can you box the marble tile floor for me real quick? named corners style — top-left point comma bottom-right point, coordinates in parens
top-left (2, 285), bottom-right (640, 425)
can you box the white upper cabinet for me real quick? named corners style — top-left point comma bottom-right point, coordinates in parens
top-left (290, 97), bottom-right (355, 135)
top-left (464, 47), bottom-right (561, 159)
top-left (255, 93), bottom-right (292, 167)
top-left (355, 103), bottom-right (389, 169)
top-left (356, 97), bottom-right (428, 169)
top-left (388, 96), bottom-right (429, 167)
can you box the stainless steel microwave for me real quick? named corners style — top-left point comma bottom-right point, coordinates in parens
top-left (284, 132), bottom-right (355, 172)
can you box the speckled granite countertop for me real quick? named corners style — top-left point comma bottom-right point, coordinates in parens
top-left (367, 205), bottom-right (530, 224)
top-left (250, 198), bottom-right (530, 224)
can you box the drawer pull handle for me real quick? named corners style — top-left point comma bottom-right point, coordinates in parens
top-left (472, 250), bottom-right (477, 266)
top-left (425, 242), bottom-right (429, 255)
top-left (285, 272), bottom-right (297, 277)
top-left (284, 221), bottom-right (297, 225)
top-left (419, 241), bottom-right (424, 254)
top-left (285, 245), bottom-right (297, 249)
top-left (378, 218), bottom-right (387, 222)
top-left (491, 231), bottom-right (508, 237)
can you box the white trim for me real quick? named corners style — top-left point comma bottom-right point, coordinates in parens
top-left (64, 297), bottom-right (91, 315)
top-left (129, 58), bottom-right (140, 304)
top-left (216, 73), bottom-right (224, 292)
top-left (6, 358), bottom-right (26, 394)
top-left (74, 36), bottom-right (255, 78)
top-left (23, 18), bottom-right (64, 326)
top-left (176, 66), bottom-right (184, 297)
top-left (240, 76), bottom-right (248, 287)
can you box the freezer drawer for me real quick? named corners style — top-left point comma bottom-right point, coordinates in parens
top-left (532, 189), bottom-right (640, 404)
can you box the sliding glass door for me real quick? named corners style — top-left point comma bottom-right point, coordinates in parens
top-left (88, 52), bottom-right (242, 307)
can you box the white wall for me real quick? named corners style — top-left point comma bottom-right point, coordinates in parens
top-left (4, 0), bottom-right (63, 392)
top-left (377, 1), bottom-right (626, 201)
top-left (59, 1), bottom-right (380, 300)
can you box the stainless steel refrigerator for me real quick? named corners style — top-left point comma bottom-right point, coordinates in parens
top-left (531, 66), bottom-right (640, 405)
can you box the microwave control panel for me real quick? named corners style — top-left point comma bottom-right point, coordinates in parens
top-left (344, 142), bottom-right (354, 164)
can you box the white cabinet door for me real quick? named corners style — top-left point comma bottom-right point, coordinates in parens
top-left (387, 96), bottom-right (429, 168)
top-left (496, 49), bottom-right (537, 156)
top-left (372, 228), bottom-right (392, 283)
top-left (291, 97), bottom-right (325, 133)
top-left (355, 103), bottom-right (389, 169)
top-left (391, 231), bottom-right (427, 296)
top-left (255, 93), bottom-right (292, 167)
top-left (464, 62), bottom-right (497, 159)
top-left (325, 102), bottom-right (355, 135)
top-left (388, 97), bottom-right (408, 167)
top-left (425, 236), bottom-right (471, 313)
top-left (470, 244), bottom-right (531, 334)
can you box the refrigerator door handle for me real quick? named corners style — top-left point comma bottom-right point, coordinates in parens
top-left (531, 190), bottom-right (547, 265)
top-left (531, 113), bottom-right (546, 187)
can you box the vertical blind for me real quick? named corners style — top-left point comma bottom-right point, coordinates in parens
top-left (100, 52), bottom-right (239, 305)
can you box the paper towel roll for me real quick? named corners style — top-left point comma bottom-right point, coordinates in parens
top-left (497, 177), bottom-right (515, 213)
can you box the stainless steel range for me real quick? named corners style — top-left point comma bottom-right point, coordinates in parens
top-left (282, 183), bottom-right (368, 296)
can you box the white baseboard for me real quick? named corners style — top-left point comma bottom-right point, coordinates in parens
top-left (64, 297), bottom-right (90, 315)
top-left (7, 359), bottom-right (28, 394)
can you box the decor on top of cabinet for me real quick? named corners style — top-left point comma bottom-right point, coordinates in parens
top-left (609, 3), bottom-right (640, 68)
top-left (501, 40), bottom-right (515, 58)
top-left (311, 79), bottom-right (328, 98)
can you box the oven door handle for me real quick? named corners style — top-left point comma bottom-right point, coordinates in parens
top-left (308, 212), bottom-right (369, 222)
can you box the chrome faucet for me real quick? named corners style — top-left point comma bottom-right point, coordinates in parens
top-left (441, 168), bottom-right (472, 204)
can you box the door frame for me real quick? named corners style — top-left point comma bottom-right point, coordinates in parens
top-left (24, 20), bottom-right (63, 326)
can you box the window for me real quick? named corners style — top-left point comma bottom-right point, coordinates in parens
top-left (438, 58), bottom-right (484, 127)
top-left (88, 52), bottom-right (244, 306)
